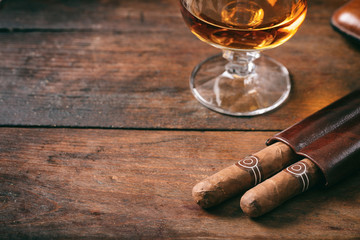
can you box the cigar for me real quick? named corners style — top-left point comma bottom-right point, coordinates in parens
top-left (240, 158), bottom-right (321, 217)
top-left (192, 142), bottom-right (297, 208)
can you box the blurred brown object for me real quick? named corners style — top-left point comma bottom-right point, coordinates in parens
top-left (331, 0), bottom-right (360, 42)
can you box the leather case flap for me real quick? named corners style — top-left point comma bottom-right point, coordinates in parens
top-left (267, 90), bottom-right (360, 151)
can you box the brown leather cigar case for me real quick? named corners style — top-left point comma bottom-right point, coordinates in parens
top-left (297, 115), bottom-right (360, 186)
top-left (267, 90), bottom-right (360, 186)
top-left (331, 0), bottom-right (360, 42)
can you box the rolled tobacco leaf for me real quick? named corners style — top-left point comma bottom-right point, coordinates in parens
top-left (240, 158), bottom-right (320, 217)
top-left (192, 142), bottom-right (297, 208)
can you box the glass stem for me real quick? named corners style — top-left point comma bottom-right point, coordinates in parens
top-left (222, 50), bottom-right (260, 78)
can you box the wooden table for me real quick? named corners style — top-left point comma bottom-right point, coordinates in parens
top-left (0, 0), bottom-right (359, 239)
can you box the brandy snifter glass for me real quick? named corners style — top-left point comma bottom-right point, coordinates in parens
top-left (180, 0), bottom-right (307, 116)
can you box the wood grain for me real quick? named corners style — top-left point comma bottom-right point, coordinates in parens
top-left (0, 128), bottom-right (359, 239)
top-left (0, 0), bottom-right (359, 239)
top-left (0, 0), bottom-right (181, 31)
top-left (0, 0), bottom-right (359, 129)
top-left (0, 0), bottom-right (349, 31)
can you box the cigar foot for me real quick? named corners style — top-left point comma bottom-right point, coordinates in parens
top-left (192, 180), bottom-right (220, 208)
top-left (240, 192), bottom-right (262, 217)
top-left (192, 164), bottom-right (250, 208)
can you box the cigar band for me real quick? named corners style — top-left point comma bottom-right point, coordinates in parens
top-left (235, 155), bottom-right (262, 185)
top-left (285, 161), bottom-right (310, 192)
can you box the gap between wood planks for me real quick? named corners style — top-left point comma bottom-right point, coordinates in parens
top-left (0, 125), bottom-right (282, 132)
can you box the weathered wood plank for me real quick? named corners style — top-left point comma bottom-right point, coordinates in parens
top-left (0, 29), bottom-right (359, 129)
top-left (0, 128), bottom-right (359, 239)
top-left (0, 0), bottom-right (181, 31)
top-left (0, 0), bottom-right (348, 31)
top-left (0, 0), bottom-right (358, 130)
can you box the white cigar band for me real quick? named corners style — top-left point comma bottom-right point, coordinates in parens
top-left (285, 161), bottom-right (310, 192)
top-left (235, 155), bottom-right (262, 185)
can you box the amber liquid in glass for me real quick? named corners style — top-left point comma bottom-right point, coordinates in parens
top-left (180, 0), bottom-right (307, 50)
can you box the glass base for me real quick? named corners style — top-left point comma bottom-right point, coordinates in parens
top-left (190, 53), bottom-right (291, 116)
